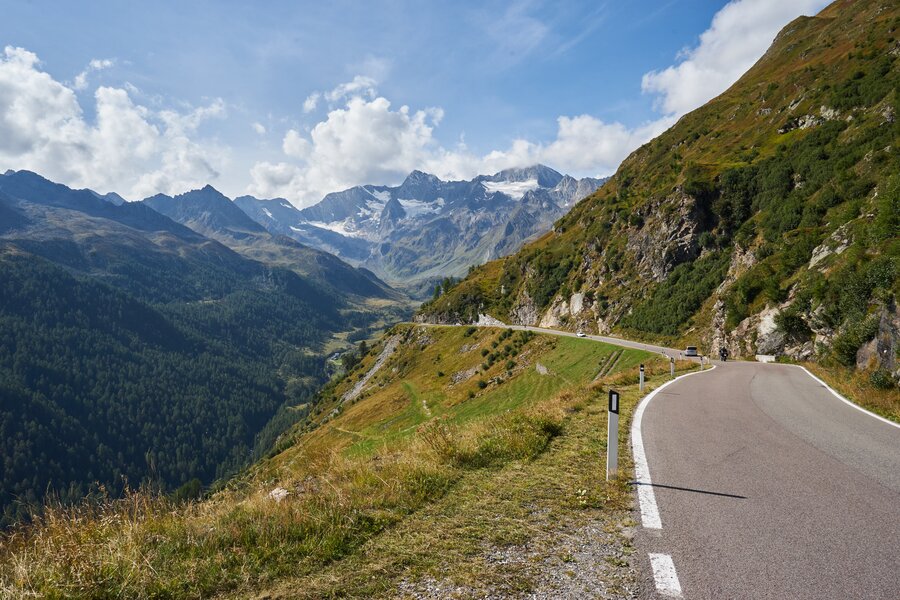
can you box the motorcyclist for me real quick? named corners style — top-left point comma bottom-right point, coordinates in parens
top-left (719, 346), bottom-right (729, 362)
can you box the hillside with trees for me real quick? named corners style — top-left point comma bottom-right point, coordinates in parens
top-left (421, 0), bottom-right (899, 388)
top-left (0, 171), bottom-right (406, 526)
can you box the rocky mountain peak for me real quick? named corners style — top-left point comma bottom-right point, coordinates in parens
top-left (489, 164), bottom-right (563, 188)
top-left (402, 170), bottom-right (440, 186)
top-left (236, 166), bottom-right (607, 297)
top-left (144, 186), bottom-right (266, 236)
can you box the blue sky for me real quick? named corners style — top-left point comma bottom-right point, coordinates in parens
top-left (0, 0), bottom-right (829, 206)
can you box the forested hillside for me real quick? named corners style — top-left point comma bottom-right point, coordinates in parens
top-left (422, 0), bottom-right (899, 384)
top-left (0, 171), bottom-right (402, 526)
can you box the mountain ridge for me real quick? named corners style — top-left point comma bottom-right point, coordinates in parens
top-left (237, 165), bottom-right (606, 297)
top-left (419, 0), bottom-right (899, 384)
top-left (143, 185), bottom-right (402, 301)
top-left (0, 169), bottom-right (406, 524)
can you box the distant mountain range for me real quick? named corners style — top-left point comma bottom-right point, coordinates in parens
top-left (236, 165), bottom-right (606, 297)
top-left (0, 162), bottom-right (602, 520)
top-left (142, 185), bottom-right (398, 300)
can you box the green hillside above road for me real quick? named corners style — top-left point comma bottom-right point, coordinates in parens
top-left (267, 324), bottom-right (648, 463)
top-left (0, 325), bottom-right (697, 598)
top-left (421, 0), bottom-right (899, 390)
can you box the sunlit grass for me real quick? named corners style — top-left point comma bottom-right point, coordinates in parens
top-left (803, 362), bottom-right (900, 423)
top-left (1, 326), bottom-right (678, 598)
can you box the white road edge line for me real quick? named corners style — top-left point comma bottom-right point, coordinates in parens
top-left (631, 365), bottom-right (716, 530)
top-left (795, 365), bottom-right (900, 430)
top-left (648, 553), bottom-right (683, 598)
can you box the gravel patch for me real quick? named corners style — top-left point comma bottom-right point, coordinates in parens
top-left (395, 520), bottom-right (637, 599)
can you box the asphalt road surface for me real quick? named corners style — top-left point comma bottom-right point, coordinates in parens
top-left (635, 361), bottom-right (900, 599)
top-left (516, 325), bottom-right (685, 359)
top-left (423, 322), bottom-right (686, 358)
top-left (419, 321), bottom-right (898, 597)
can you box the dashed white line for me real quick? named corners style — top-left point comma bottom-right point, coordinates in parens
top-left (649, 553), bottom-right (683, 597)
top-left (630, 365), bottom-right (716, 529)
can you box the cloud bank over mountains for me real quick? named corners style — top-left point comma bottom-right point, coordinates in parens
top-left (0, 0), bottom-right (829, 206)
top-left (249, 0), bottom-right (827, 206)
top-left (0, 47), bottom-right (227, 199)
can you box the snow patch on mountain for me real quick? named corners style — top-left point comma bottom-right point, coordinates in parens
top-left (239, 165), bottom-right (607, 297)
top-left (398, 197), bottom-right (444, 218)
top-left (295, 220), bottom-right (364, 238)
top-left (357, 199), bottom-right (386, 218)
top-left (482, 179), bottom-right (540, 200)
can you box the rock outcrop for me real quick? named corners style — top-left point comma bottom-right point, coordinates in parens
top-left (626, 190), bottom-right (703, 282)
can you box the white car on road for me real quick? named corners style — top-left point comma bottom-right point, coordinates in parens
top-left (576, 331), bottom-right (587, 338)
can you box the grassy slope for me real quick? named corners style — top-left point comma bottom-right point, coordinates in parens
top-left (250, 324), bottom-right (646, 484)
top-left (0, 325), bottom-right (699, 598)
top-left (253, 364), bottom-right (691, 599)
top-left (801, 361), bottom-right (900, 422)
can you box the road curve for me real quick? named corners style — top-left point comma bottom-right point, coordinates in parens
top-left (635, 361), bottom-right (900, 599)
top-left (516, 325), bottom-right (685, 359)
top-left (416, 322), bottom-right (898, 596)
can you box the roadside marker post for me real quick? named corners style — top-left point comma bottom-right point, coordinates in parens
top-left (639, 364), bottom-right (645, 392)
top-left (670, 357), bottom-right (675, 379)
top-left (607, 389), bottom-right (619, 480)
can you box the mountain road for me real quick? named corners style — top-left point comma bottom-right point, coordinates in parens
top-left (633, 360), bottom-right (899, 599)
top-left (419, 322), bottom-right (900, 598)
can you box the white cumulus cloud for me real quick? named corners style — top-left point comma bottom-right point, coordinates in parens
top-left (73, 57), bottom-right (114, 91)
top-left (641, 0), bottom-right (830, 117)
top-left (302, 92), bottom-right (319, 113)
top-left (282, 128), bottom-right (310, 158)
top-left (247, 74), bottom-right (673, 207)
top-left (252, 1), bottom-right (828, 207)
top-left (0, 46), bottom-right (227, 199)
top-left (250, 92), bottom-right (443, 206)
top-left (469, 114), bottom-right (676, 178)
top-left (324, 75), bottom-right (377, 103)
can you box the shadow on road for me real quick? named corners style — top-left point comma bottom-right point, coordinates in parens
top-left (629, 481), bottom-right (747, 499)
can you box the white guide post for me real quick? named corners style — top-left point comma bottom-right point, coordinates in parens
top-left (639, 363), bottom-right (645, 392)
top-left (607, 389), bottom-right (620, 480)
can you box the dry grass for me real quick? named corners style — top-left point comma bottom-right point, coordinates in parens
top-left (249, 359), bottom-right (698, 599)
top-left (802, 362), bottom-right (900, 423)
top-left (0, 440), bottom-right (461, 598)
top-left (590, 358), bottom-right (696, 390)
top-left (0, 348), bottom-right (580, 598)
top-left (0, 328), bottom-right (693, 599)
